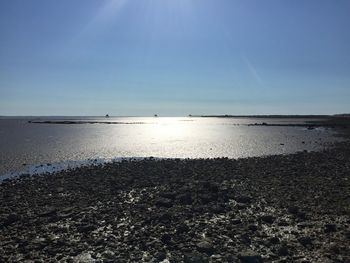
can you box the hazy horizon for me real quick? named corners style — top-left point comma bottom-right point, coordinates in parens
top-left (0, 114), bottom-right (346, 118)
top-left (1, 0), bottom-right (350, 116)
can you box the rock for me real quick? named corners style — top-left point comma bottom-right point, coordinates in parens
top-left (176, 223), bottom-right (189, 233)
top-left (74, 252), bottom-right (94, 263)
top-left (102, 250), bottom-right (115, 260)
top-left (57, 207), bottom-right (74, 218)
top-left (38, 207), bottom-right (57, 217)
top-left (202, 182), bottom-right (219, 193)
top-left (156, 251), bottom-right (167, 261)
top-left (3, 213), bottom-right (21, 226)
top-left (160, 192), bottom-right (176, 200)
top-left (240, 233), bottom-right (251, 244)
top-left (344, 231), bottom-right (350, 240)
top-left (277, 245), bottom-right (289, 256)
top-left (155, 197), bottom-right (173, 208)
top-left (235, 196), bottom-right (252, 204)
top-left (238, 250), bottom-right (263, 263)
top-left (177, 193), bottom-right (193, 205)
top-left (298, 236), bottom-right (312, 246)
top-left (260, 215), bottom-right (275, 224)
top-left (324, 224), bottom-right (337, 233)
top-left (184, 252), bottom-right (209, 263)
top-left (231, 218), bottom-right (242, 225)
top-left (78, 224), bottom-right (96, 233)
top-left (32, 238), bottom-right (48, 249)
top-left (287, 206), bottom-right (299, 214)
top-left (296, 211), bottom-right (307, 220)
top-left (268, 236), bottom-right (280, 245)
top-left (196, 240), bottom-right (215, 255)
top-left (161, 233), bottom-right (172, 245)
top-left (248, 224), bottom-right (258, 231)
top-left (210, 205), bottom-right (225, 214)
top-left (56, 187), bottom-right (65, 193)
top-left (19, 173), bottom-right (30, 178)
top-left (159, 212), bottom-right (172, 224)
top-left (277, 220), bottom-right (289, 226)
top-left (1, 151), bottom-right (350, 261)
top-left (236, 203), bottom-right (248, 210)
top-left (200, 193), bottom-right (217, 204)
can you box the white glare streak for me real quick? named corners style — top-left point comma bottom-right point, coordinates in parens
top-left (79, 0), bottom-right (129, 37)
top-left (242, 55), bottom-right (263, 85)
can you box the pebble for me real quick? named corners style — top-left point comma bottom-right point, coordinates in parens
top-left (324, 224), bottom-right (337, 233)
top-left (1, 144), bottom-right (350, 262)
top-left (196, 240), bottom-right (215, 255)
top-left (238, 250), bottom-right (263, 263)
top-left (260, 215), bottom-right (275, 224)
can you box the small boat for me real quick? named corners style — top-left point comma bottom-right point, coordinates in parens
top-left (105, 114), bottom-right (110, 118)
top-left (154, 114), bottom-right (158, 117)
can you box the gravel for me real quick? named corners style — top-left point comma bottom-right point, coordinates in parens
top-left (1, 138), bottom-right (350, 262)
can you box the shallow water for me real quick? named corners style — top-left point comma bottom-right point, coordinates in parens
top-left (0, 117), bottom-right (337, 176)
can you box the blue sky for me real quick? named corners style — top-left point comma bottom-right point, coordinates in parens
top-left (1, 0), bottom-right (349, 116)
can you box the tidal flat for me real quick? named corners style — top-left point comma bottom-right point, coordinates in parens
top-left (0, 117), bottom-right (340, 176)
top-left (0, 118), bottom-right (349, 262)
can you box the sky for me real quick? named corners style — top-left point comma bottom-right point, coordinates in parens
top-left (1, 0), bottom-right (350, 116)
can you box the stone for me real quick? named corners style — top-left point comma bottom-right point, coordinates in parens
top-left (298, 236), bottom-right (312, 246)
top-left (3, 213), bottom-right (21, 226)
top-left (177, 193), bottom-right (193, 205)
top-left (268, 236), bottom-right (280, 245)
top-left (155, 197), bottom-right (173, 208)
top-left (260, 215), bottom-right (275, 224)
top-left (161, 233), bottom-right (172, 245)
top-left (287, 206), bottom-right (299, 214)
top-left (102, 250), bottom-right (115, 260)
top-left (248, 224), bottom-right (258, 231)
top-left (235, 196), bottom-right (252, 204)
top-left (176, 223), bottom-right (189, 233)
top-left (231, 219), bottom-right (242, 225)
top-left (296, 211), bottom-right (307, 220)
top-left (202, 182), bottom-right (219, 193)
top-left (344, 231), bottom-right (350, 240)
top-left (200, 193), bottom-right (216, 204)
top-left (74, 252), bottom-right (94, 263)
top-left (160, 192), bottom-right (176, 200)
top-left (210, 205), bottom-right (225, 214)
top-left (156, 252), bottom-right (167, 261)
top-left (324, 224), bottom-right (337, 233)
top-left (78, 224), bottom-right (96, 233)
top-left (196, 240), bottom-right (215, 255)
top-left (184, 252), bottom-right (209, 263)
top-left (238, 250), bottom-right (263, 263)
top-left (277, 246), bottom-right (289, 256)
top-left (159, 212), bottom-right (172, 224)
top-left (56, 187), bottom-right (65, 193)
top-left (38, 207), bottom-right (57, 217)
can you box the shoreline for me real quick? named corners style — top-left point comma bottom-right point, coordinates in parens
top-left (1, 152), bottom-right (350, 262)
top-left (0, 123), bottom-right (336, 181)
top-left (0, 119), bottom-right (349, 262)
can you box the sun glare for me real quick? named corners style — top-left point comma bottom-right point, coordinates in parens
top-left (151, 118), bottom-right (188, 139)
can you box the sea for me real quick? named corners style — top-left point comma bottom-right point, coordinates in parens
top-left (0, 116), bottom-right (338, 179)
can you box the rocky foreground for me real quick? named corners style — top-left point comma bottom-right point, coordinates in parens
top-left (1, 143), bottom-right (350, 262)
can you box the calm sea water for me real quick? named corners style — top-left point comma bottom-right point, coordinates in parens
top-left (0, 117), bottom-right (337, 176)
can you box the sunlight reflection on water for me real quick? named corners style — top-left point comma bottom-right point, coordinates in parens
top-left (0, 117), bottom-right (338, 176)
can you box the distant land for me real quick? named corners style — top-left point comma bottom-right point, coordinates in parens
top-left (193, 114), bottom-right (350, 118)
top-left (1, 114), bottom-right (350, 119)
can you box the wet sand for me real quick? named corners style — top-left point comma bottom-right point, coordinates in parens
top-left (0, 120), bottom-right (349, 262)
